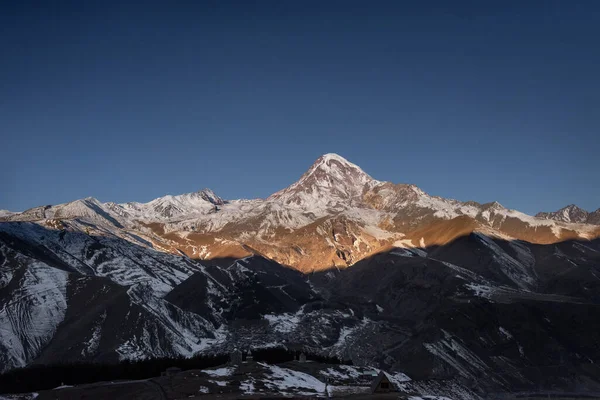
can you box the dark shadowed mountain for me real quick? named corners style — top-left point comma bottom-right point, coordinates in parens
top-left (2, 221), bottom-right (600, 394)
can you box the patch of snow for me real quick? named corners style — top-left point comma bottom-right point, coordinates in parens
top-left (264, 309), bottom-right (303, 333)
top-left (198, 386), bottom-right (209, 393)
top-left (392, 240), bottom-right (427, 257)
top-left (473, 233), bottom-right (537, 289)
top-left (508, 241), bottom-right (536, 268)
top-left (423, 330), bottom-right (489, 380)
top-left (331, 318), bottom-right (371, 349)
top-left (328, 385), bottom-right (371, 396)
top-left (202, 367), bottom-right (235, 377)
top-left (437, 260), bottom-right (488, 284)
top-left (498, 327), bottom-right (513, 340)
top-left (574, 242), bottom-right (599, 254)
top-left (81, 311), bottom-right (106, 357)
top-left (240, 379), bottom-right (256, 394)
top-left (320, 366), bottom-right (365, 380)
top-left (260, 363), bottom-right (326, 394)
top-left (388, 371), bottom-right (412, 385)
top-left (0, 260), bottom-right (68, 371)
top-left (360, 223), bottom-right (396, 241)
top-left (464, 283), bottom-right (495, 300)
top-left (390, 248), bottom-right (415, 257)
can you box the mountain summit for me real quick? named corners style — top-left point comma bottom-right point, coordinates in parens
top-left (2, 153), bottom-right (599, 272)
top-left (536, 204), bottom-right (600, 225)
top-left (268, 153), bottom-right (377, 208)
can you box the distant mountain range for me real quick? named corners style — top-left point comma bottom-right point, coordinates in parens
top-left (3, 153), bottom-right (599, 272)
top-left (1, 154), bottom-right (600, 395)
top-left (536, 204), bottom-right (600, 225)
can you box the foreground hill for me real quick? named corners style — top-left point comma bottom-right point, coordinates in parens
top-left (2, 361), bottom-right (480, 400)
top-left (1, 220), bottom-right (600, 394)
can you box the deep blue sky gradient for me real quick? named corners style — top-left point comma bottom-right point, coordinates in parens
top-left (1, 1), bottom-right (599, 214)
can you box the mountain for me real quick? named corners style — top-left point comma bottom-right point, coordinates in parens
top-left (2, 219), bottom-right (600, 394)
top-left (1, 153), bottom-right (600, 395)
top-left (537, 205), bottom-right (600, 225)
top-left (590, 209), bottom-right (600, 225)
top-left (2, 154), bottom-right (599, 273)
top-left (268, 153), bottom-right (379, 208)
top-left (117, 188), bottom-right (225, 221)
top-left (106, 154), bottom-right (600, 270)
top-left (536, 204), bottom-right (589, 223)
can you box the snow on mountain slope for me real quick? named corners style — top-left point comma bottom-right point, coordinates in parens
top-left (536, 204), bottom-right (589, 223)
top-left (5, 198), bottom-right (125, 230)
top-left (1, 154), bottom-right (600, 394)
top-left (1, 153), bottom-right (598, 274)
top-left (0, 221), bottom-right (203, 296)
top-left (0, 223), bottom-right (232, 371)
top-left (118, 188), bottom-right (224, 221)
top-left (2, 215), bottom-right (600, 393)
top-left (0, 247), bottom-right (68, 370)
top-left (537, 204), bottom-right (600, 225)
top-left (268, 153), bottom-right (379, 209)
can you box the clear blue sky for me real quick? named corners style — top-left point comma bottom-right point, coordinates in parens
top-left (1, 1), bottom-right (599, 215)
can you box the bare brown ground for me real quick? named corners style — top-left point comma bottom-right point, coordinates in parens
top-left (138, 212), bottom-right (600, 274)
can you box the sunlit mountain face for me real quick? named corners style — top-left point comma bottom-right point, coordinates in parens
top-left (5, 153), bottom-right (598, 272)
top-left (1, 154), bottom-right (600, 395)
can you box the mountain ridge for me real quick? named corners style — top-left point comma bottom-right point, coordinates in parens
top-left (4, 153), bottom-right (596, 226)
top-left (2, 219), bottom-right (600, 394)
top-left (2, 154), bottom-right (600, 393)
top-left (536, 204), bottom-right (600, 225)
top-left (1, 153), bottom-right (599, 272)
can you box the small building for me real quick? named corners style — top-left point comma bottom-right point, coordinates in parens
top-left (229, 349), bottom-right (242, 365)
top-left (245, 351), bottom-right (254, 362)
top-left (162, 367), bottom-right (182, 377)
top-left (298, 352), bottom-right (307, 363)
top-left (370, 371), bottom-right (396, 393)
top-left (359, 371), bottom-right (378, 385)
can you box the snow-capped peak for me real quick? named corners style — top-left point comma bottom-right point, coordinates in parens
top-left (319, 152), bottom-right (359, 166)
top-left (481, 201), bottom-right (505, 211)
top-left (195, 188), bottom-right (225, 206)
top-left (311, 153), bottom-right (372, 177)
top-left (36, 197), bottom-right (125, 228)
top-left (116, 188), bottom-right (225, 221)
top-left (0, 209), bottom-right (14, 216)
top-left (536, 204), bottom-right (589, 224)
top-left (268, 153), bottom-right (378, 208)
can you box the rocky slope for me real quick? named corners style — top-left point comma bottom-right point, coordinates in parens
top-left (2, 220), bottom-right (600, 393)
top-left (3, 153), bottom-right (598, 272)
top-left (537, 204), bottom-right (600, 225)
top-left (1, 154), bottom-right (600, 394)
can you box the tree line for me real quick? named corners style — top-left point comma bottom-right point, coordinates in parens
top-left (0, 347), bottom-right (352, 394)
top-left (0, 354), bottom-right (228, 394)
top-left (251, 347), bottom-right (353, 365)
